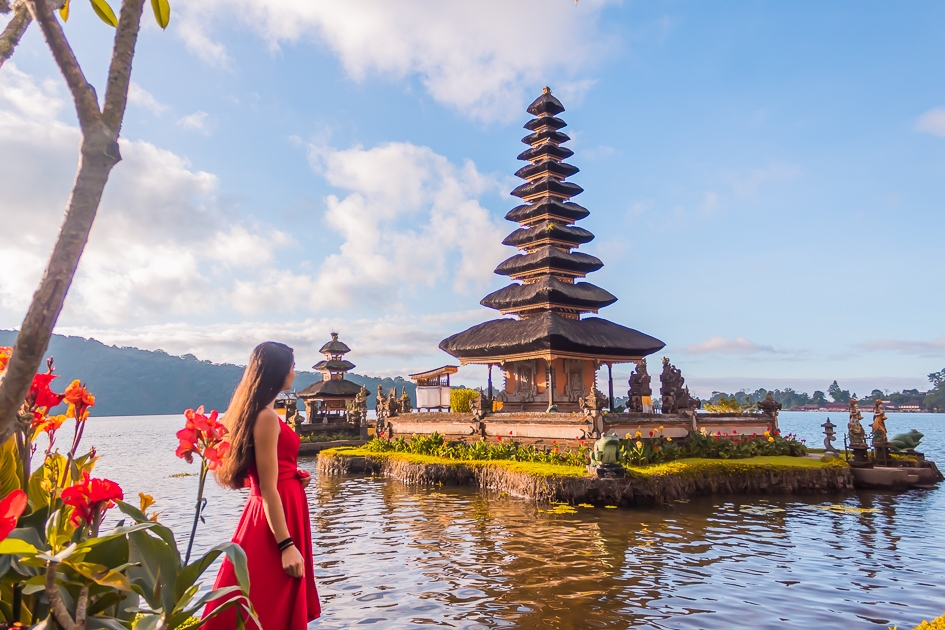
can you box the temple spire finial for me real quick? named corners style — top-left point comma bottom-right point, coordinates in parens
top-left (542, 86), bottom-right (551, 95)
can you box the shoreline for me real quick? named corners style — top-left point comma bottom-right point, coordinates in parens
top-left (317, 448), bottom-right (854, 507)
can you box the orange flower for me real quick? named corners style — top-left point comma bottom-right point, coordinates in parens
top-left (29, 373), bottom-right (63, 410)
top-left (0, 346), bottom-right (11, 374)
top-left (63, 380), bottom-right (95, 421)
top-left (0, 489), bottom-right (27, 541)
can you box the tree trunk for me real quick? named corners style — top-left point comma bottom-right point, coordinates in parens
top-left (0, 130), bottom-right (120, 445)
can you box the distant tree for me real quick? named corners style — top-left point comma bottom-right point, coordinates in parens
top-left (828, 380), bottom-right (851, 404)
top-left (812, 390), bottom-right (827, 406)
top-left (925, 369), bottom-right (945, 412)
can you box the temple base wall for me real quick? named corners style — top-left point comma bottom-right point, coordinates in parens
top-left (384, 411), bottom-right (781, 442)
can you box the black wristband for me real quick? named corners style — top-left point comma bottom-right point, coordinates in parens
top-left (277, 536), bottom-right (294, 552)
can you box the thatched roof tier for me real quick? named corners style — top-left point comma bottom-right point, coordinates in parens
top-left (503, 221), bottom-right (594, 249)
top-left (481, 277), bottom-right (616, 314)
top-left (521, 129), bottom-right (570, 146)
top-left (439, 312), bottom-right (665, 364)
top-left (513, 161), bottom-right (579, 182)
top-left (526, 88), bottom-right (565, 116)
top-left (313, 359), bottom-right (356, 373)
top-left (524, 115), bottom-right (566, 132)
top-left (298, 378), bottom-right (363, 399)
top-left (511, 177), bottom-right (584, 201)
top-left (318, 333), bottom-right (350, 355)
top-left (517, 144), bottom-right (574, 163)
top-left (494, 246), bottom-right (603, 279)
top-left (505, 200), bottom-right (589, 225)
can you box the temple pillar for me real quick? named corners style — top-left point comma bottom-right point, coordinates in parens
top-left (607, 362), bottom-right (614, 412)
top-left (547, 364), bottom-right (555, 410)
top-left (488, 363), bottom-right (493, 401)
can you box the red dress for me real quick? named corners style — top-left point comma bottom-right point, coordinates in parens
top-left (203, 420), bottom-right (320, 629)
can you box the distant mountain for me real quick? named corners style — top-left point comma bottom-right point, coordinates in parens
top-left (0, 331), bottom-right (417, 417)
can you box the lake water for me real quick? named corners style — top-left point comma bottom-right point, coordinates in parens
top-left (31, 411), bottom-right (945, 628)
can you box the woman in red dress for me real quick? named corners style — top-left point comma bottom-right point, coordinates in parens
top-left (203, 342), bottom-right (321, 629)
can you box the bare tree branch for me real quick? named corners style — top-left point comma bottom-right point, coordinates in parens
top-left (26, 0), bottom-right (101, 129)
top-left (101, 0), bottom-right (145, 130)
top-left (0, 3), bottom-right (31, 69)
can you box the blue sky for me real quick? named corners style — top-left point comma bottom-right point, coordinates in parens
top-left (1, 0), bottom-right (944, 397)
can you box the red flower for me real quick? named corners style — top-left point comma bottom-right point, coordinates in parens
top-left (496, 436), bottom-right (501, 441)
top-left (509, 431), bottom-right (513, 435)
top-left (61, 472), bottom-right (123, 528)
top-left (63, 380), bottom-right (95, 421)
top-left (176, 407), bottom-right (228, 468)
top-left (29, 373), bottom-right (63, 409)
top-left (0, 489), bottom-right (27, 541)
top-left (0, 346), bottom-right (11, 374)
top-left (732, 429), bottom-right (737, 434)
top-left (552, 440), bottom-right (557, 445)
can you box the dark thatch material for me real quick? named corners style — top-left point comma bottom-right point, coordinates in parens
top-left (505, 200), bottom-right (589, 224)
top-left (517, 144), bottom-right (573, 163)
top-left (313, 359), bottom-right (356, 372)
top-left (481, 277), bottom-right (616, 311)
top-left (511, 177), bottom-right (583, 200)
top-left (527, 90), bottom-right (565, 117)
top-left (439, 312), bottom-right (665, 360)
top-left (524, 115), bottom-right (566, 131)
top-left (503, 222), bottom-right (594, 248)
top-left (513, 161), bottom-right (579, 181)
top-left (319, 338), bottom-right (351, 355)
top-left (298, 378), bottom-right (363, 399)
top-left (521, 129), bottom-right (570, 146)
top-left (494, 246), bottom-right (603, 277)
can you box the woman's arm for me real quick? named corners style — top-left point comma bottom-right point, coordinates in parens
top-left (253, 409), bottom-right (304, 578)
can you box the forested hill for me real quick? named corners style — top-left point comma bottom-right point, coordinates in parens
top-left (0, 331), bottom-right (417, 417)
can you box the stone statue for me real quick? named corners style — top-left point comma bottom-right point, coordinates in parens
top-left (889, 429), bottom-right (924, 454)
top-left (399, 387), bottom-right (412, 414)
top-left (579, 386), bottom-right (608, 437)
top-left (376, 388), bottom-right (389, 430)
top-left (588, 433), bottom-right (625, 478)
top-left (348, 385), bottom-right (369, 427)
top-left (387, 388), bottom-right (400, 417)
top-left (470, 388), bottom-right (487, 420)
top-left (758, 392), bottom-right (782, 433)
top-left (659, 358), bottom-right (700, 414)
top-left (627, 358), bottom-right (652, 413)
top-left (871, 398), bottom-right (888, 443)
top-left (376, 384), bottom-right (384, 414)
top-left (285, 398), bottom-right (300, 428)
top-left (848, 396), bottom-right (867, 447)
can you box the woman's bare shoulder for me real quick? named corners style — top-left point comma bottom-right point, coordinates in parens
top-left (254, 407), bottom-right (281, 437)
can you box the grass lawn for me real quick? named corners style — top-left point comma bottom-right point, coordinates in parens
top-left (320, 448), bottom-right (846, 480)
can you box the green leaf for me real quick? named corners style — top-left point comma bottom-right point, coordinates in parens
top-left (0, 436), bottom-right (21, 497)
top-left (67, 560), bottom-right (134, 591)
top-left (59, 0), bottom-right (71, 21)
top-left (89, 0), bottom-right (118, 27)
top-left (86, 617), bottom-right (132, 630)
top-left (127, 529), bottom-right (180, 614)
top-left (175, 542), bottom-right (249, 602)
top-left (0, 537), bottom-right (39, 555)
top-left (150, 0), bottom-right (170, 29)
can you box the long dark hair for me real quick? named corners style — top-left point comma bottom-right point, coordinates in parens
top-left (217, 341), bottom-right (294, 489)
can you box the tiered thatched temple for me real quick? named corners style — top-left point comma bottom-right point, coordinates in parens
top-left (440, 88), bottom-right (665, 412)
top-left (298, 332), bottom-right (363, 422)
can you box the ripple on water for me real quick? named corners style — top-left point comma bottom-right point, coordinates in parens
top-left (29, 414), bottom-right (945, 629)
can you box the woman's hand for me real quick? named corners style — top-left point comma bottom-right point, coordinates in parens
top-left (281, 545), bottom-right (304, 578)
top-left (299, 471), bottom-right (312, 488)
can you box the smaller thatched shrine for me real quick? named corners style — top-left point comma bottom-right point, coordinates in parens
top-left (409, 366), bottom-right (458, 412)
top-left (298, 332), bottom-right (364, 423)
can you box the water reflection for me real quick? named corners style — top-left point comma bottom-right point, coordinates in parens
top-left (29, 414), bottom-right (945, 628)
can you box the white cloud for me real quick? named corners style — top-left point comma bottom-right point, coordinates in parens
top-left (178, 110), bottom-right (212, 134)
top-left (305, 139), bottom-right (509, 306)
top-left (915, 107), bottom-right (945, 138)
top-left (685, 336), bottom-right (778, 355)
top-left (56, 309), bottom-right (487, 374)
top-left (858, 335), bottom-right (945, 358)
top-left (174, 0), bottom-right (618, 121)
top-left (128, 82), bottom-right (168, 115)
top-left (0, 66), bottom-right (296, 325)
